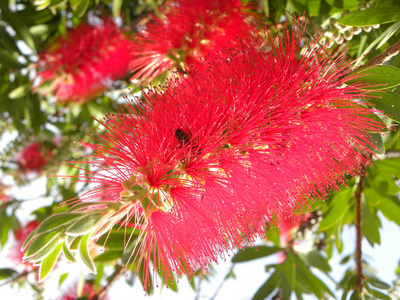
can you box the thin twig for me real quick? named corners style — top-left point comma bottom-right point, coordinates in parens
top-left (354, 170), bottom-right (366, 293)
top-left (91, 265), bottom-right (125, 300)
top-left (363, 40), bottom-right (400, 67)
top-left (0, 268), bottom-right (38, 287)
top-left (209, 264), bottom-right (236, 300)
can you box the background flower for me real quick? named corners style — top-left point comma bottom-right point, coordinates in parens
top-left (130, 0), bottom-right (260, 84)
top-left (16, 141), bottom-right (53, 173)
top-left (33, 18), bottom-right (132, 103)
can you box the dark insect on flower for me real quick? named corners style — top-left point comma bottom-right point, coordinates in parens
top-left (175, 128), bottom-right (191, 146)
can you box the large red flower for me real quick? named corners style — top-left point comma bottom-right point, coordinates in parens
top-left (33, 19), bottom-right (132, 103)
top-left (63, 21), bottom-right (383, 291)
top-left (130, 0), bottom-right (259, 84)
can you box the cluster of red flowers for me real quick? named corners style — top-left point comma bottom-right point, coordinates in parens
top-left (70, 20), bottom-right (383, 290)
top-left (130, 0), bottom-right (259, 83)
top-left (17, 142), bottom-right (53, 173)
top-left (33, 19), bottom-right (132, 103)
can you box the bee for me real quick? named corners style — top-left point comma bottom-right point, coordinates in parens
top-left (175, 128), bottom-right (202, 157)
top-left (175, 128), bottom-right (191, 146)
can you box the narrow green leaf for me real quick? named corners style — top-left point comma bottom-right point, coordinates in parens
top-left (93, 250), bottom-right (122, 262)
top-left (58, 273), bottom-right (69, 286)
top-left (79, 233), bottom-right (96, 273)
top-left (74, 0), bottom-right (89, 17)
top-left (0, 211), bottom-right (10, 248)
top-left (364, 188), bottom-right (382, 206)
top-left (112, 0), bottom-right (123, 17)
top-left (377, 196), bottom-right (400, 226)
top-left (346, 66), bottom-right (400, 90)
top-left (232, 246), bottom-right (282, 263)
top-left (0, 268), bottom-right (18, 280)
top-left (21, 230), bottom-right (37, 252)
top-left (366, 275), bottom-right (391, 290)
top-left (39, 242), bottom-right (63, 282)
top-left (369, 91), bottom-right (400, 123)
top-left (362, 202), bottom-right (381, 245)
top-left (36, 212), bottom-right (82, 234)
top-left (281, 251), bottom-right (295, 300)
top-left (63, 242), bottom-right (76, 262)
top-left (369, 289), bottom-right (390, 299)
top-left (304, 250), bottom-right (331, 273)
top-left (24, 230), bottom-right (61, 259)
top-left (69, 0), bottom-right (83, 8)
top-left (338, 7), bottom-right (400, 26)
top-left (66, 213), bottom-right (102, 236)
top-left (319, 189), bottom-right (352, 231)
top-left (252, 269), bottom-right (281, 300)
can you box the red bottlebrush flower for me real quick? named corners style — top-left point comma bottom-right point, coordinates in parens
top-left (63, 20), bottom-right (384, 291)
top-left (130, 0), bottom-right (259, 84)
top-left (11, 220), bottom-right (40, 268)
top-left (33, 18), bottom-right (132, 103)
top-left (17, 141), bottom-right (53, 173)
top-left (59, 283), bottom-right (107, 300)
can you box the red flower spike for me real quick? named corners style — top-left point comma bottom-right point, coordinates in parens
top-left (18, 141), bottom-right (53, 173)
top-left (130, 0), bottom-right (259, 84)
top-left (33, 19), bottom-right (132, 103)
top-left (67, 20), bottom-right (384, 291)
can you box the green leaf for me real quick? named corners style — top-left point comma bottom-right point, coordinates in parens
top-left (0, 268), bottom-right (18, 281)
top-left (112, 0), bottom-right (123, 17)
top-left (0, 210), bottom-right (10, 248)
top-left (232, 246), bottom-right (282, 262)
top-left (93, 250), bottom-right (122, 262)
top-left (364, 188), bottom-right (381, 206)
top-left (346, 66), bottom-right (400, 90)
top-left (39, 242), bottom-right (63, 282)
top-left (252, 268), bottom-right (281, 300)
top-left (73, 0), bottom-right (89, 17)
top-left (69, 0), bottom-right (83, 8)
top-left (24, 230), bottom-right (61, 259)
top-left (36, 213), bottom-right (83, 234)
top-left (319, 189), bottom-right (352, 231)
top-left (338, 7), bottom-right (400, 26)
top-left (377, 196), bottom-right (400, 226)
top-left (369, 289), bottom-right (391, 299)
top-left (369, 91), bottom-right (400, 123)
top-left (66, 213), bottom-right (102, 236)
top-left (78, 233), bottom-right (96, 273)
top-left (367, 132), bottom-right (385, 154)
top-left (281, 251), bottom-right (295, 300)
top-left (366, 275), bottom-right (391, 290)
top-left (58, 273), bottom-right (69, 286)
top-left (303, 250), bottom-right (331, 273)
top-left (63, 242), bottom-right (76, 262)
top-left (362, 202), bottom-right (381, 245)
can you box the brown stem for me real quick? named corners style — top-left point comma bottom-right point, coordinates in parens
top-left (91, 265), bottom-right (125, 300)
top-left (355, 172), bottom-right (365, 293)
top-left (363, 40), bottom-right (400, 67)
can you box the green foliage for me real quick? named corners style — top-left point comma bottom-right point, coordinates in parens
top-left (1, 0), bottom-right (400, 298)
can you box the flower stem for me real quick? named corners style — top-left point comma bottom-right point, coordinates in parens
top-left (355, 172), bottom-right (365, 293)
top-left (91, 265), bottom-right (125, 300)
